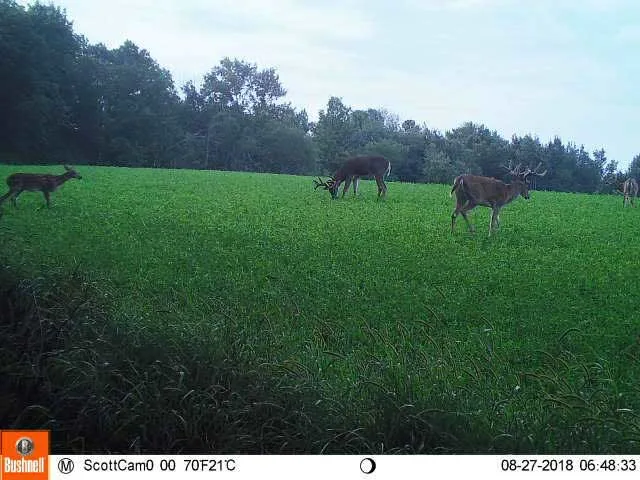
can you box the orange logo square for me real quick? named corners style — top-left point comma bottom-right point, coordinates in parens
top-left (1, 430), bottom-right (49, 480)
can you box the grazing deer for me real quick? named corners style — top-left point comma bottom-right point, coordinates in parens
top-left (622, 178), bottom-right (638, 207)
top-left (450, 162), bottom-right (547, 236)
top-left (314, 155), bottom-right (391, 199)
top-left (0, 165), bottom-right (82, 208)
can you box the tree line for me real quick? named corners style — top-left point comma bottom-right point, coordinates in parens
top-left (1, 0), bottom-right (638, 193)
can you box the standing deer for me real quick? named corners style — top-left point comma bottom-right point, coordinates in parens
top-left (0, 165), bottom-right (82, 208)
top-left (622, 178), bottom-right (638, 207)
top-left (314, 155), bottom-right (391, 199)
top-left (450, 163), bottom-right (547, 235)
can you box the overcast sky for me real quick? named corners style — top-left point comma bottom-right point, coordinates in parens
top-left (20, 0), bottom-right (640, 169)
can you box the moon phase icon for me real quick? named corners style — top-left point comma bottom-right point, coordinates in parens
top-left (360, 457), bottom-right (377, 474)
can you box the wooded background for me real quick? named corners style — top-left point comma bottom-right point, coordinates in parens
top-left (2, 1), bottom-right (638, 193)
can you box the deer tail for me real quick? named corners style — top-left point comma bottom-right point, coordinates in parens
top-left (385, 161), bottom-right (391, 178)
top-left (450, 176), bottom-right (462, 197)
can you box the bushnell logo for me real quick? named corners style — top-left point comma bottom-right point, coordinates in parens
top-left (15, 437), bottom-right (34, 456)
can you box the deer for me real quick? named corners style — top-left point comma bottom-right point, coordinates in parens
top-left (450, 162), bottom-right (547, 236)
top-left (0, 165), bottom-right (82, 208)
top-left (314, 155), bottom-right (391, 200)
top-left (622, 178), bottom-right (638, 207)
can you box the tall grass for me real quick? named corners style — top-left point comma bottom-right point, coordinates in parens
top-left (1, 164), bottom-right (639, 453)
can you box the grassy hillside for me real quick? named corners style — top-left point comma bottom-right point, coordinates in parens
top-left (1, 164), bottom-right (639, 453)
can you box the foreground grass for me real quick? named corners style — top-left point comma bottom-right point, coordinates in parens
top-left (1, 164), bottom-right (639, 453)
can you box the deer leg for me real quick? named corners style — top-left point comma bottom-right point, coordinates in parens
top-left (462, 201), bottom-right (476, 233)
top-left (341, 177), bottom-right (352, 197)
top-left (353, 177), bottom-right (360, 195)
top-left (43, 191), bottom-right (51, 208)
top-left (460, 210), bottom-right (474, 233)
top-left (454, 201), bottom-right (473, 233)
top-left (375, 176), bottom-right (387, 199)
top-left (0, 190), bottom-right (12, 206)
top-left (489, 208), bottom-right (499, 236)
top-left (453, 200), bottom-right (475, 233)
top-left (451, 209), bottom-right (462, 232)
top-left (11, 190), bottom-right (23, 208)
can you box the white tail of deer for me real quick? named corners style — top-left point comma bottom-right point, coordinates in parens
top-left (622, 178), bottom-right (638, 207)
top-left (314, 155), bottom-right (391, 199)
top-left (450, 162), bottom-right (547, 236)
top-left (0, 165), bottom-right (82, 208)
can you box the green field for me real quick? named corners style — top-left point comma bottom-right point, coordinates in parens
top-left (1, 164), bottom-right (640, 453)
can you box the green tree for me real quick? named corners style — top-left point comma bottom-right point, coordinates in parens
top-left (627, 153), bottom-right (640, 180)
top-left (579, 147), bottom-right (607, 192)
top-left (510, 134), bottom-right (543, 167)
top-left (200, 58), bottom-right (286, 114)
top-left (253, 119), bottom-right (316, 174)
top-left (182, 58), bottom-right (312, 173)
top-left (423, 141), bottom-right (467, 184)
top-left (0, 1), bottom-right (83, 162)
top-left (313, 97), bottom-right (355, 174)
top-left (396, 123), bottom-right (427, 182)
top-left (89, 41), bottom-right (181, 167)
top-left (349, 109), bottom-right (387, 149)
top-left (445, 122), bottom-right (509, 179)
top-left (600, 159), bottom-right (623, 194)
top-left (541, 137), bottom-right (573, 191)
top-left (401, 119), bottom-right (421, 134)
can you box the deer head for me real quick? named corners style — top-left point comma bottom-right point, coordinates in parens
top-left (314, 156), bottom-right (391, 200)
top-left (501, 161), bottom-right (547, 198)
top-left (313, 176), bottom-right (337, 197)
top-left (64, 165), bottom-right (82, 180)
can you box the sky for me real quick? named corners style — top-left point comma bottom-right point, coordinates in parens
top-left (19, 0), bottom-right (640, 169)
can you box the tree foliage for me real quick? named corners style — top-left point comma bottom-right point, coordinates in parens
top-left (0, 1), bottom-right (634, 192)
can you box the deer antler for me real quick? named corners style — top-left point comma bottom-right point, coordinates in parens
top-left (531, 162), bottom-right (547, 177)
top-left (522, 162), bottom-right (547, 178)
top-left (502, 162), bottom-right (523, 177)
top-left (314, 176), bottom-right (336, 190)
top-left (313, 177), bottom-right (327, 190)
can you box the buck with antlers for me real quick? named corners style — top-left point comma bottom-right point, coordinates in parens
top-left (450, 162), bottom-right (547, 235)
top-left (0, 165), bottom-right (82, 208)
top-left (314, 155), bottom-right (391, 199)
top-left (622, 178), bottom-right (638, 207)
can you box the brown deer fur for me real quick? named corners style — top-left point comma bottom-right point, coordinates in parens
top-left (0, 165), bottom-right (82, 208)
